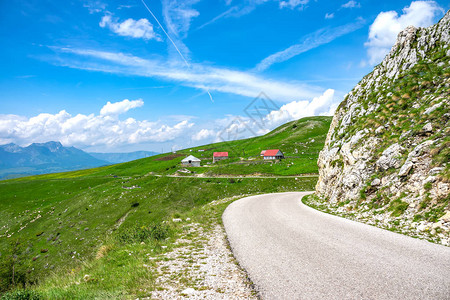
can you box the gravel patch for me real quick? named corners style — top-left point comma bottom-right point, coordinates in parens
top-left (149, 222), bottom-right (257, 299)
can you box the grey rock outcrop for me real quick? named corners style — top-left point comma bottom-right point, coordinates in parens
top-left (315, 11), bottom-right (450, 245)
top-left (376, 143), bottom-right (404, 171)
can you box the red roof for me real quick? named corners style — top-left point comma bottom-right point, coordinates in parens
top-left (213, 152), bottom-right (228, 157)
top-left (260, 150), bottom-right (266, 155)
top-left (264, 149), bottom-right (282, 156)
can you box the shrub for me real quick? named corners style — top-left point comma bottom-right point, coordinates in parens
top-left (330, 159), bottom-right (343, 168)
top-left (0, 289), bottom-right (42, 300)
top-left (116, 224), bottom-right (170, 244)
top-left (413, 214), bottom-right (423, 222)
top-left (359, 188), bottom-right (367, 200)
top-left (388, 199), bottom-right (409, 217)
top-left (150, 224), bottom-right (170, 241)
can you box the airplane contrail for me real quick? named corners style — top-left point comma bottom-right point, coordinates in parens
top-left (140, 0), bottom-right (214, 102)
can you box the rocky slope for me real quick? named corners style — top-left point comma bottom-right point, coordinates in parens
top-left (315, 11), bottom-right (450, 245)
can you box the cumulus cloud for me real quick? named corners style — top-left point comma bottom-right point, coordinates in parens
top-left (192, 129), bottom-right (216, 141)
top-left (365, 1), bottom-right (443, 65)
top-left (342, 1), bottom-right (360, 8)
top-left (191, 89), bottom-right (338, 146)
top-left (100, 99), bottom-right (144, 116)
top-left (265, 89), bottom-right (336, 126)
top-left (99, 15), bottom-right (161, 40)
top-left (0, 101), bottom-right (194, 148)
top-left (325, 13), bottom-right (335, 19)
top-left (279, 0), bottom-right (309, 9)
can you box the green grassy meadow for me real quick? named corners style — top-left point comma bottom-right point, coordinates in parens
top-left (0, 116), bottom-right (330, 298)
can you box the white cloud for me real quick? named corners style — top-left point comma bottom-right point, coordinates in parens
top-left (192, 129), bottom-right (216, 141)
top-left (0, 101), bottom-right (194, 148)
top-left (99, 15), bottom-right (161, 41)
top-left (325, 13), bottom-right (335, 19)
top-left (52, 47), bottom-right (324, 102)
top-left (365, 1), bottom-right (443, 65)
top-left (160, 0), bottom-right (201, 61)
top-left (279, 0), bottom-right (309, 9)
top-left (255, 20), bottom-right (364, 71)
top-left (342, 1), bottom-right (360, 8)
top-left (198, 0), bottom-right (308, 30)
top-left (83, 1), bottom-right (106, 14)
top-left (265, 89), bottom-right (336, 126)
top-left (100, 99), bottom-right (144, 116)
top-left (117, 4), bottom-right (133, 9)
top-left (162, 0), bottom-right (200, 37)
top-left (197, 6), bottom-right (239, 30)
top-left (190, 89), bottom-right (338, 146)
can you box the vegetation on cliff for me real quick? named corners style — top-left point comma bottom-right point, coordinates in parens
top-left (315, 11), bottom-right (450, 245)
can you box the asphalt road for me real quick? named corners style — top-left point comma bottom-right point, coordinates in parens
top-left (223, 192), bottom-right (450, 299)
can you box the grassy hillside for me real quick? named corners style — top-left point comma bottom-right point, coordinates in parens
top-left (0, 116), bottom-right (329, 298)
top-left (186, 116), bottom-right (331, 176)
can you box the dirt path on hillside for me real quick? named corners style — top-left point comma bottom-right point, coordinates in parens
top-left (148, 173), bottom-right (318, 179)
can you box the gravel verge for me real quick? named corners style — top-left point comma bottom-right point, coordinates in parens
top-left (147, 198), bottom-right (258, 299)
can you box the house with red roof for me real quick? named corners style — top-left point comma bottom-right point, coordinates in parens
top-left (263, 149), bottom-right (284, 160)
top-left (213, 152), bottom-right (228, 163)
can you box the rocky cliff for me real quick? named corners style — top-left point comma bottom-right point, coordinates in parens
top-left (314, 11), bottom-right (450, 245)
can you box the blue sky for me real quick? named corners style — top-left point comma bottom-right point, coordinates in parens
top-left (0, 0), bottom-right (448, 152)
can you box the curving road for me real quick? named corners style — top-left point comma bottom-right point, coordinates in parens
top-left (223, 192), bottom-right (450, 299)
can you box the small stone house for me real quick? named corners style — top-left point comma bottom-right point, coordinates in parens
top-left (181, 155), bottom-right (201, 167)
top-left (263, 149), bottom-right (284, 160)
top-left (213, 152), bottom-right (228, 163)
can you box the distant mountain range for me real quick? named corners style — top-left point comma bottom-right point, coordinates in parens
top-left (0, 141), bottom-right (158, 179)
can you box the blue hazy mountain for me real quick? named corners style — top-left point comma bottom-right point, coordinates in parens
top-left (0, 141), bottom-right (109, 179)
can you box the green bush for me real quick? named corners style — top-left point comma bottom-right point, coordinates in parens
top-left (359, 188), bottom-right (367, 200)
top-left (149, 224), bottom-right (170, 241)
top-left (0, 289), bottom-right (42, 300)
top-left (116, 224), bottom-right (170, 244)
top-left (388, 199), bottom-right (409, 217)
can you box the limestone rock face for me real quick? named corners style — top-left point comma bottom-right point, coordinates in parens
top-left (315, 11), bottom-right (450, 239)
top-left (376, 143), bottom-right (404, 171)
